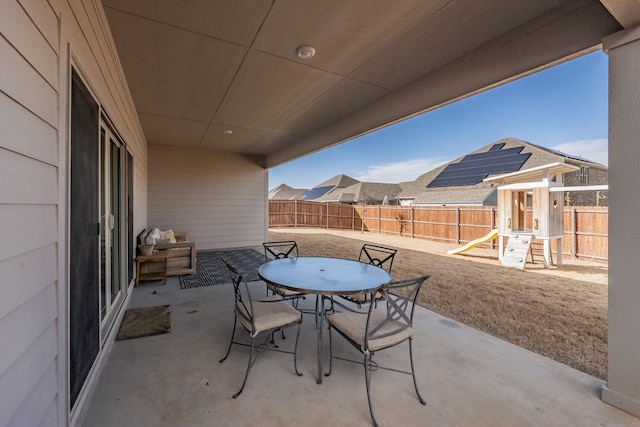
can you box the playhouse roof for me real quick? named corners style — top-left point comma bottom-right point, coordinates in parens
top-left (483, 162), bottom-right (579, 185)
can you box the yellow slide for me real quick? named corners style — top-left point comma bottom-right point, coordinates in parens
top-left (447, 228), bottom-right (499, 255)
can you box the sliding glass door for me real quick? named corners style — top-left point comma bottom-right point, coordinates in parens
top-left (99, 120), bottom-right (126, 332)
top-left (70, 68), bottom-right (134, 409)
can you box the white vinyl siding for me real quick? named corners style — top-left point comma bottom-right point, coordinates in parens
top-left (148, 146), bottom-right (267, 249)
top-left (0, 92), bottom-right (58, 165)
top-left (0, 0), bottom-right (147, 425)
top-left (0, 1), bottom-right (61, 425)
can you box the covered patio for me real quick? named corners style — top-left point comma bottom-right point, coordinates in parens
top-left (5, 1), bottom-right (640, 426)
top-left (78, 270), bottom-right (638, 426)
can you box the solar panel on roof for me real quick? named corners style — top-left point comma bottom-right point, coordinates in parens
top-left (302, 185), bottom-right (333, 200)
top-left (427, 146), bottom-right (530, 188)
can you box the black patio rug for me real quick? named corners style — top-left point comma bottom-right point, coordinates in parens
top-left (179, 249), bottom-right (264, 289)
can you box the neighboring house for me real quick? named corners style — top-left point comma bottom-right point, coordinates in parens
top-left (272, 138), bottom-right (607, 207)
top-left (270, 174), bottom-right (402, 205)
top-left (268, 184), bottom-right (307, 200)
top-left (398, 137), bottom-right (608, 206)
top-left (299, 174), bottom-right (359, 200)
top-left (316, 181), bottom-right (403, 205)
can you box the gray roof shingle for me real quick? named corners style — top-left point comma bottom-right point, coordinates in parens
top-left (268, 184), bottom-right (307, 200)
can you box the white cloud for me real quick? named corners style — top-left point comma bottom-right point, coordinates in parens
top-left (551, 138), bottom-right (608, 165)
top-left (354, 157), bottom-right (452, 183)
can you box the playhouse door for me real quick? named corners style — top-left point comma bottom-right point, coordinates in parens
top-left (511, 191), bottom-right (526, 231)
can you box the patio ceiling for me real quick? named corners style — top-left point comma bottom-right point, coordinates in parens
top-left (101, 0), bottom-right (626, 168)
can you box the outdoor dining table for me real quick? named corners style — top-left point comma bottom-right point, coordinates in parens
top-left (257, 256), bottom-right (392, 384)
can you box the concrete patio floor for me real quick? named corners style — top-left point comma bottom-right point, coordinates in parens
top-left (78, 273), bottom-right (639, 427)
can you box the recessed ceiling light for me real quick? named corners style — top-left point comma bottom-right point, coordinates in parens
top-left (222, 129), bottom-right (233, 135)
top-left (296, 45), bottom-right (316, 59)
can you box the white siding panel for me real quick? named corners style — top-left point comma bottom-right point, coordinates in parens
top-left (0, 93), bottom-right (57, 165)
top-left (148, 146), bottom-right (267, 249)
top-left (7, 345), bottom-right (57, 427)
top-left (0, 148), bottom-right (57, 204)
top-left (0, 37), bottom-right (57, 127)
top-left (19, 0), bottom-right (60, 55)
top-left (0, 205), bottom-right (57, 262)
top-left (0, 245), bottom-right (56, 320)
top-left (0, 285), bottom-right (57, 377)
top-left (1, 0), bottom-right (58, 88)
top-left (0, 319), bottom-right (57, 427)
top-left (37, 398), bottom-right (57, 427)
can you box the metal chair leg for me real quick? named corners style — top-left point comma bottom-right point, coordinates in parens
top-left (269, 329), bottom-right (282, 348)
top-left (233, 337), bottom-right (256, 399)
top-left (294, 321), bottom-right (303, 376)
top-left (364, 353), bottom-right (379, 427)
top-left (325, 324), bottom-right (333, 377)
top-left (219, 316), bottom-right (237, 363)
top-left (409, 339), bottom-right (427, 405)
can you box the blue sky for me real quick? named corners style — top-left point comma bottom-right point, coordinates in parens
top-left (268, 50), bottom-right (608, 190)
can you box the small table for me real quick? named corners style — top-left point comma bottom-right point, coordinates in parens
top-left (136, 252), bottom-right (169, 287)
top-left (258, 256), bottom-right (391, 384)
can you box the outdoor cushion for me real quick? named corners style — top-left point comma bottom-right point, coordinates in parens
top-left (328, 309), bottom-right (413, 352)
top-left (163, 229), bottom-right (177, 243)
top-left (235, 299), bottom-right (301, 337)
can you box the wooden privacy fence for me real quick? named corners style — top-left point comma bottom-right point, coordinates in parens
top-left (269, 200), bottom-right (609, 263)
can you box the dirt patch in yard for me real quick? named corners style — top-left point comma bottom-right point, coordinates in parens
top-left (269, 228), bottom-right (608, 380)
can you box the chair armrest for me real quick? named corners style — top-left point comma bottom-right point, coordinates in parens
top-left (327, 295), bottom-right (371, 314)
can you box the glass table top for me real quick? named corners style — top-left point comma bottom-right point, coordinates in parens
top-left (258, 256), bottom-right (391, 295)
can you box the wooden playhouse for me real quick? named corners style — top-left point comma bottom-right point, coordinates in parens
top-left (485, 162), bottom-right (578, 269)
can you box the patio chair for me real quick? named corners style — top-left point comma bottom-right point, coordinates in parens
top-left (219, 257), bottom-right (303, 399)
top-left (337, 244), bottom-right (398, 308)
top-left (262, 241), bottom-right (307, 304)
top-left (326, 275), bottom-right (430, 427)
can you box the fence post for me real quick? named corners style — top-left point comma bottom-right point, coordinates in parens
top-left (352, 205), bottom-right (355, 230)
top-left (456, 206), bottom-right (461, 244)
top-left (326, 202), bottom-right (329, 229)
top-left (410, 206), bottom-right (414, 238)
top-left (294, 200), bottom-right (298, 228)
top-left (571, 207), bottom-right (577, 259)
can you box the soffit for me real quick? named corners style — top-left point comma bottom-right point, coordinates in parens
top-left (101, 0), bottom-right (625, 168)
top-left (599, 0), bottom-right (640, 28)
